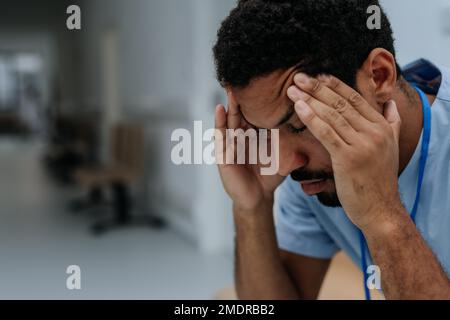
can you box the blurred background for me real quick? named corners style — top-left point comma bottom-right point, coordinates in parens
top-left (0, 0), bottom-right (449, 299)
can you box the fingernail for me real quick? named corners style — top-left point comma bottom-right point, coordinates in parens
top-left (294, 73), bottom-right (309, 84)
top-left (317, 74), bottom-right (332, 83)
top-left (288, 86), bottom-right (309, 101)
top-left (287, 86), bottom-right (300, 100)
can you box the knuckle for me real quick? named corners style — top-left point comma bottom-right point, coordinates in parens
top-left (324, 108), bottom-right (343, 126)
top-left (348, 92), bottom-right (364, 106)
top-left (333, 98), bottom-right (349, 113)
top-left (310, 79), bottom-right (321, 93)
top-left (303, 93), bottom-right (312, 103)
top-left (329, 137), bottom-right (341, 149)
top-left (319, 126), bottom-right (333, 139)
top-left (370, 129), bottom-right (386, 147)
top-left (335, 117), bottom-right (349, 131)
top-left (328, 76), bottom-right (341, 90)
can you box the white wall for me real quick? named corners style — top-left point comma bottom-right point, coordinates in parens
top-left (76, 0), bottom-right (236, 253)
top-left (78, 0), bottom-right (195, 110)
top-left (189, 0), bottom-right (236, 253)
top-left (381, 0), bottom-right (450, 67)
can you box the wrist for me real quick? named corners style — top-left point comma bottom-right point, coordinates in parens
top-left (360, 202), bottom-right (410, 239)
top-left (233, 199), bottom-right (276, 240)
top-left (233, 194), bottom-right (274, 213)
top-left (233, 198), bottom-right (274, 219)
top-left (233, 199), bottom-right (274, 214)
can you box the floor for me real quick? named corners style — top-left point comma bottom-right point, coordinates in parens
top-left (0, 138), bottom-right (233, 299)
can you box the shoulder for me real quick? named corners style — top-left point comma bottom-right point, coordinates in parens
top-left (277, 176), bottom-right (320, 216)
top-left (278, 176), bottom-right (308, 203)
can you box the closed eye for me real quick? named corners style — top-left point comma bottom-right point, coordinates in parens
top-left (287, 123), bottom-right (307, 134)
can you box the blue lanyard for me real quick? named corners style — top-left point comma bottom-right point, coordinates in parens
top-left (359, 86), bottom-right (432, 300)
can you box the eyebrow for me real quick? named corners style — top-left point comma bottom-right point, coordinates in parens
top-left (240, 104), bottom-right (295, 129)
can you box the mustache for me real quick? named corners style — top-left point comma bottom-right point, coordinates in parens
top-left (290, 169), bottom-right (334, 182)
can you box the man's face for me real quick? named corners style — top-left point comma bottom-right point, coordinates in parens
top-left (232, 67), bottom-right (343, 207)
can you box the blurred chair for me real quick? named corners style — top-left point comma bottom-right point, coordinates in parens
top-left (44, 114), bottom-right (99, 184)
top-left (73, 121), bottom-right (164, 234)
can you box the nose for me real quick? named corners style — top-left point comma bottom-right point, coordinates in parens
top-left (278, 151), bottom-right (308, 177)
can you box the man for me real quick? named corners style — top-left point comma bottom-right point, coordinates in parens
top-left (212, 0), bottom-right (450, 299)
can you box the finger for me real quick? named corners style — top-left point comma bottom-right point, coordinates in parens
top-left (292, 75), bottom-right (369, 131)
top-left (215, 104), bottom-right (227, 131)
top-left (383, 100), bottom-right (401, 143)
top-left (214, 104), bottom-right (227, 165)
top-left (227, 91), bottom-right (241, 130)
top-left (311, 74), bottom-right (384, 123)
top-left (287, 86), bottom-right (357, 145)
top-left (294, 100), bottom-right (347, 154)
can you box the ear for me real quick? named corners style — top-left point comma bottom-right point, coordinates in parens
top-left (359, 48), bottom-right (398, 105)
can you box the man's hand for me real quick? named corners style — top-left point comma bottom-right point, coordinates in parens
top-left (215, 91), bottom-right (285, 212)
top-left (287, 74), bottom-right (403, 230)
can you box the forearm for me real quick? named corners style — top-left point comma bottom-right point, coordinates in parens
top-left (363, 206), bottom-right (450, 299)
top-left (233, 201), bottom-right (299, 300)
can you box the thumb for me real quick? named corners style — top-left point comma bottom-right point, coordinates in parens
top-left (384, 100), bottom-right (401, 141)
top-left (214, 104), bottom-right (227, 166)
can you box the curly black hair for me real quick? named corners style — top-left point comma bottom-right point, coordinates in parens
top-left (213, 0), bottom-right (401, 89)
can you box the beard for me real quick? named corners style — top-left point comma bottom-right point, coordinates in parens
top-left (316, 191), bottom-right (342, 208)
top-left (290, 168), bottom-right (342, 208)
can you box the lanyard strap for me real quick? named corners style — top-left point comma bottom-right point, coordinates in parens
top-left (359, 86), bottom-right (432, 300)
top-left (410, 87), bottom-right (432, 221)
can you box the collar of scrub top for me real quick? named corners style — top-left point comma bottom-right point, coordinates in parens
top-left (358, 84), bottom-right (432, 300)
